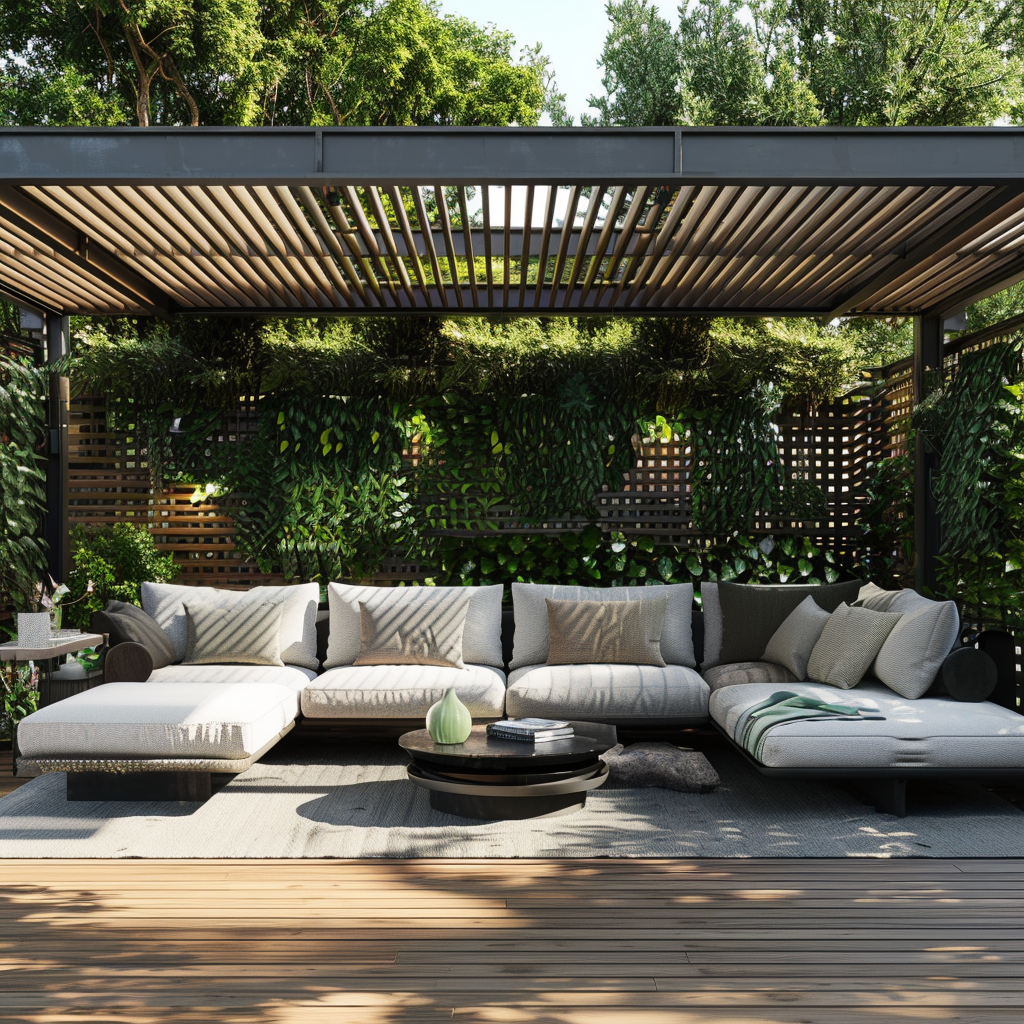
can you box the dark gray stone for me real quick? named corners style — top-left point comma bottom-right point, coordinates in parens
top-left (600, 743), bottom-right (720, 793)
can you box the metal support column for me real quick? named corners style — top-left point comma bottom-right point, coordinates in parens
top-left (913, 314), bottom-right (943, 594)
top-left (43, 314), bottom-right (69, 584)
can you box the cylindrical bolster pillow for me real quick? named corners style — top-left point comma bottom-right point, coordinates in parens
top-left (104, 642), bottom-right (154, 684)
top-left (933, 647), bottom-right (998, 702)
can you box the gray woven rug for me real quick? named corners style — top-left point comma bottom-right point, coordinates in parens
top-left (0, 740), bottom-right (1020, 858)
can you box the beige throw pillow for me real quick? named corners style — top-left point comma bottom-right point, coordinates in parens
top-left (806, 603), bottom-right (902, 689)
top-left (545, 597), bottom-right (667, 667)
top-left (183, 602), bottom-right (285, 667)
top-left (354, 590), bottom-right (471, 669)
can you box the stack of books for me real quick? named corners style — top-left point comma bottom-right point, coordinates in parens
top-left (487, 718), bottom-right (574, 743)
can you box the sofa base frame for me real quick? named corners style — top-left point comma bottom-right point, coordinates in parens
top-left (714, 725), bottom-right (1024, 817)
top-left (66, 771), bottom-right (237, 802)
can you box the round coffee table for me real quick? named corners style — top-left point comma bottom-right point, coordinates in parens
top-left (399, 722), bottom-right (617, 820)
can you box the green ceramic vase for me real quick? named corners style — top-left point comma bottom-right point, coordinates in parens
top-left (426, 687), bottom-right (472, 745)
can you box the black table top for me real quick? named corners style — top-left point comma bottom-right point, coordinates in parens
top-left (399, 724), bottom-right (616, 769)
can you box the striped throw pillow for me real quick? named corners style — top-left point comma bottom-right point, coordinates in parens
top-left (183, 602), bottom-right (285, 667)
top-left (545, 597), bottom-right (667, 667)
top-left (354, 591), bottom-right (471, 669)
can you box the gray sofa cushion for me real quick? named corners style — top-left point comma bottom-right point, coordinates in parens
top-left (702, 661), bottom-right (798, 692)
top-left (700, 579), bottom-right (862, 670)
top-left (506, 663), bottom-right (709, 721)
top-left (141, 582), bottom-right (320, 670)
top-left (301, 663), bottom-right (506, 718)
top-left (16, 681), bottom-right (300, 761)
top-left (184, 601), bottom-right (285, 667)
top-left (709, 680), bottom-right (1024, 769)
top-left (104, 601), bottom-right (177, 669)
top-left (510, 583), bottom-right (695, 670)
top-left (325, 583), bottom-right (503, 669)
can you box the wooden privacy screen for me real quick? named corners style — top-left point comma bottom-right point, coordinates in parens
top-left (66, 396), bottom-right (284, 588)
top-left (66, 384), bottom-right (891, 585)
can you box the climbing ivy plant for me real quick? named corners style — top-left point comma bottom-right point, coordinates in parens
top-left (0, 353), bottom-right (48, 616)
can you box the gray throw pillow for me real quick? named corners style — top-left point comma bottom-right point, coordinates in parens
top-left (806, 603), bottom-right (902, 689)
top-left (702, 579), bottom-right (862, 669)
top-left (354, 591), bottom-right (470, 669)
top-left (852, 582), bottom-right (904, 611)
top-left (873, 593), bottom-right (960, 699)
top-left (545, 597), bottom-right (667, 667)
top-left (183, 601), bottom-right (285, 667)
top-left (761, 595), bottom-right (832, 681)
top-left (105, 600), bottom-right (177, 669)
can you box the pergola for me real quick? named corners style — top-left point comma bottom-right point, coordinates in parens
top-left (4, 126), bottom-right (1024, 589)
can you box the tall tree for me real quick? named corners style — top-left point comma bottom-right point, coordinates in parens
top-left (585, 0), bottom-right (681, 126)
top-left (0, 1), bottom-right (548, 128)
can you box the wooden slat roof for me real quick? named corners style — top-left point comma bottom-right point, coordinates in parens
top-left (3, 127), bottom-right (1024, 318)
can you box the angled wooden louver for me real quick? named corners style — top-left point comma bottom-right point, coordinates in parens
top-left (7, 177), bottom-right (1024, 316)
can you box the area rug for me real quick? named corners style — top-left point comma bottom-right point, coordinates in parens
top-left (0, 740), bottom-right (1020, 858)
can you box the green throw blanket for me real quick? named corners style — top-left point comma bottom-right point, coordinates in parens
top-left (734, 691), bottom-right (885, 763)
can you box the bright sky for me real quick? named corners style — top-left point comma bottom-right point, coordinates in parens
top-left (435, 0), bottom-right (611, 124)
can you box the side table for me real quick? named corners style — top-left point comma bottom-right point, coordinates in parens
top-left (1, 632), bottom-right (105, 776)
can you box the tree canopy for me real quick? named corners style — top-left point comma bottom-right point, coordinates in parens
top-left (586, 0), bottom-right (1024, 128)
top-left (0, 0), bottom-right (548, 127)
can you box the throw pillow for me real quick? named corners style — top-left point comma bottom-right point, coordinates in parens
top-left (872, 593), bottom-right (960, 698)
top-left (700, 579), bottom-right (862, 669)
top-left (806, 603), bottom-right (902, 689)
top-left (510, 583), bottom-right (694, 669)
top-left (851, 582), bottom-right (904, 612)
top-left (183, 601), bottom-right (285, 667)
top-left (141, 582), bottom-right (319, 670)
top-left (324, 583), bottom-right (503, 669)
top-left (545, 597), bottom-right (667, 667)
top-left (353, 591), bottom-right (471, 669)
top-left (104, 600), bottom-right (178, 670)
top-left (761, 595), bottom-right (832, 680)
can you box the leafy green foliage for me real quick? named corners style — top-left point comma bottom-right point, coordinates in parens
top-left (0, 354), bottom-right (48, 614)
top-left (431, 529), bottom-right (853, 592)
top-left (0, 1), bottom-right (550, 128)
top-left (859, 452), bottom-right (914, 588)
top-left (2, 664), bottom-right (38, 739)
top-left (64, 524), bottom-right (179, 629)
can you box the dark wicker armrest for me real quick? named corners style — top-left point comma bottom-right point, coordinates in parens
top-left (104, 642), bottom-right (154, 684)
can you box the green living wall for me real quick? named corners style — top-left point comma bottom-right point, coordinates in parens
top-left (67, 314), bottom-right (871, 594)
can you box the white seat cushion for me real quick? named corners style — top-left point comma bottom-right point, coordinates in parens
top-left (148, 664), bottom-right (317, 691)
top-left (16, 682), bottom-right (300, 761)
top-left (506, 663), bottom-right (709, 721)
top-left (301, 663), bottom-right (506, 718)
top-left (710, 681), bottom-right (1024, 769)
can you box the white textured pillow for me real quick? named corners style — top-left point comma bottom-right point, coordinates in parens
top-left (141, 582), bottom-right (319, 670)
top-left (510, 582), bottom-right (694, 670)
top-left (761, 595), bottom-right (831, 681)
top-left (324, 583), bottom-right (503, 669)
top-left (873, 593), bottom-right (960, 699)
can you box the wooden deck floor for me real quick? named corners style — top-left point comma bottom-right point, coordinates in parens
top-left (0, 856), bottom-right (1022, 1023)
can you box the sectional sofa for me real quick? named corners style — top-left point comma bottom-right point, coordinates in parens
top-left (15, 578), bottom-right (1024, 814)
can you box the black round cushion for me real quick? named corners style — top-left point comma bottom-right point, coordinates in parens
top-left (938, 647), bottom-right (998, 702)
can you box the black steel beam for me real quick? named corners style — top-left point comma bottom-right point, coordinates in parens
top-left (0, 282), bottom-right (62, 315)
top-left (2, 126), bottom-right (1024, 187)
top-left (829, 186), bottom-right (1024, 317)
top-left (43, 314), bottom-right (69, 587)
top-left (0, 186), bottom-right (170, 315)
top-left (913, 314), bottom-right (943, 596)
